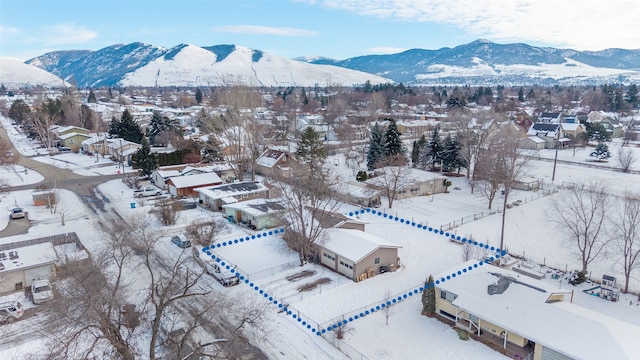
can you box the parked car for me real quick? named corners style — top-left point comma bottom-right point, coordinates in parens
top-left (0, 301), bottom-right (23, 324)
top-left (134, 186), bottom-right (162, 198)
top-left (10, 207), bottom-right (25, 220)
top-left (171, 235), bottom-right (191, 248)
top-left (31, 279), bottom-right (54, 305)
top-left (59, 146), bottom-right (72, 153)
top-left (192, 248), bottom-right (240, 287)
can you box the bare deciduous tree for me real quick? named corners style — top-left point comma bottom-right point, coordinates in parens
top-left (184, 217), bottom-right (229, 247)
top-left (45, 215), bottom-right (266, 360)
top-left (277, 160), bottom-right (341, 266)
top-left (369, 154), bottom-right (411, 209)
top-left (617, 146), bottom-right (636, 173)
top-left (155, 199), bottom-right (180, 226)
top-left (612, 192), bottom-right (640, 293)
top-left (200, 86), bottom-right (264, 181)
top-left (548, 183), bottom-right (610, 274)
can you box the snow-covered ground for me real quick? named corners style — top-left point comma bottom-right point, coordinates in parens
top-left (2, 116), bottom-right (640, 359)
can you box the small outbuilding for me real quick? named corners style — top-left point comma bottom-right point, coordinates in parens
top-left (0, 242), bottom-right (58, 295)
top-left (318, 227), bottom-right (401, 282)
top-left (222, 198), bottom-right (286, 230)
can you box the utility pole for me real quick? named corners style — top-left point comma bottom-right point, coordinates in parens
top-left (551, 133), bottom-right (559, 182)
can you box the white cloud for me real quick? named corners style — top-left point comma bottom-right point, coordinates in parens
top-left (0, 25), bottom-right (20, 34)
top-left (41, 23), bottom-right (98, 46)
top-left (305, 0), bottom-right (640, 50)
top-left (213, 25), bottom-right (318, 37)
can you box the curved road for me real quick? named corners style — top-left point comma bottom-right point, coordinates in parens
top-left (1, 125), bottom-right (122, 237)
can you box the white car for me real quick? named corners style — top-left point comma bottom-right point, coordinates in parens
top-left (32, 279), bottom-right (54, 305)
top-left (192, 249), bottom-right (240, 287)
top-left (0, 301), bottom-right (23, 323)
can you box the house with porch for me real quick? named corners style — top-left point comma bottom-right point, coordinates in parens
top-left (526, 123), bottom-right (566, 149)
top-left (434, 261), bottom-right (640, 360)
top-left (107, 138), bottom-right (142, 165)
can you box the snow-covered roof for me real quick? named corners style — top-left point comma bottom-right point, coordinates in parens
top-left (256, 149), bottom-right (287, 168)
top-left (196, 181), bottom-right (268, 200)
top-left (58, 132), bottom-right (91, 140)
top-left (168, 172), bottom-right (222, 189)
top-left (333, 182), bottom-right (380, 199)
top-left (560, 123), bottom-right (582, 131)
top-left (0, 242), bottom-right (58, 273)
top-left (436, 261), bottom-right (640, 360)
top-left (222, 198), bottom-right (285, 216)
top-left (155, 169), bottom-right (181, 178)
top-left (322, 228), bottom-right (401, 263)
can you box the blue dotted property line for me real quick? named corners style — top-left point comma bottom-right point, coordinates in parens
top-left (200, 216), bottom-right (508, 336)
top-left (202, 228), bottom-right (285, 251)
top-left (349, 208), bottom-right (503, 254)
top-left (316, 255), bottom-right (506, 335)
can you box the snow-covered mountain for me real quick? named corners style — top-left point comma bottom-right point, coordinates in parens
top-left (26, 43), bottom-right (392, 88)
top-left (0, 57), bottom-right (68, 88)
top-left (303, 39), bottom-right (640, 86)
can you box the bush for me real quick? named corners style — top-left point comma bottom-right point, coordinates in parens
top-left (455, 328), bottom-right (469, 340)
top-left (356, 170), bottom-right (368, 182)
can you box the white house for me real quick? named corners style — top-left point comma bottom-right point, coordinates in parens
top-left (434, 261), bottom-right (640, 360)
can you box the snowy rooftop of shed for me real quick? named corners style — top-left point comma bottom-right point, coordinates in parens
top-left (0, 242), bottom-right (58, 273)
top-left (322, 228), bottom-right (401, 263)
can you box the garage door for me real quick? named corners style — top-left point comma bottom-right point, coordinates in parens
top-left (24, 266), bottom-right (53, 286)
top-left (541, 346), bottom-right (574, 360)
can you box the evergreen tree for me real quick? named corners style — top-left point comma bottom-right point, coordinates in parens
top-left (109, 109), bottom-right (144, 143)
top-left (147, 111), bottom-right (181, 146)
top-left (441, 134), bottom-right (466, 172)
top-left (383, 118), bottom-right (404, 157)
top-left (518, 87), bottom-right (524, 101)
top-left (421, 275), bottom-right (436, 315)
top-left (195, 88), bottom-right (203, 104)
top-left (132, 138), bottom-right (158, 177)
top-left (87, 89), bottom-right (97, 103)
top-left (626, 84), bottom-right (638, 108)
top-left (366, 122), bottom-right (386, 171)
top-left (589, 142), bottom-right (611, 161)
top-left (8, 99), bottom-right (31, 124)
top-left (296, 127), bottom-right (326, 168)
top-left (411, 135), bottom-right (427, 167)
top-left (0, 84), bottom-right (6, 95)
top-left (419, 127), bottom-right (443, 170)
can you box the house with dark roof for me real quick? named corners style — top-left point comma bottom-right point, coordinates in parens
top-left (222, 198), bottom-right (286, 230)
top-left (526, 123), bottom-right (567, 149)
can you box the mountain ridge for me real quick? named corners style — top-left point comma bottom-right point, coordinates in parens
top-left (19, 39), bottom-right (640, 87)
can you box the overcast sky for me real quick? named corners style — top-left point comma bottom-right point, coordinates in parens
top-left (1, 0), bottom-right (639, 61)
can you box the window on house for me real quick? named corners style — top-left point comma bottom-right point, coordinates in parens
top-left (440, 290), bottom-right (457, 302)
top-left (374, 257), bottom-right (380, 264)
top-left (69, 139), bottom-right (75, 144)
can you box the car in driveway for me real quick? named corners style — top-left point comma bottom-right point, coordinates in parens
top-left (10, 207), bottom-right (25, 220)
top-left (0, 301), bottom-right (23, 324)
top-left (192, 248), bottom-right (240, 286)
top-left (171, 235), bottom-right (191, 248)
